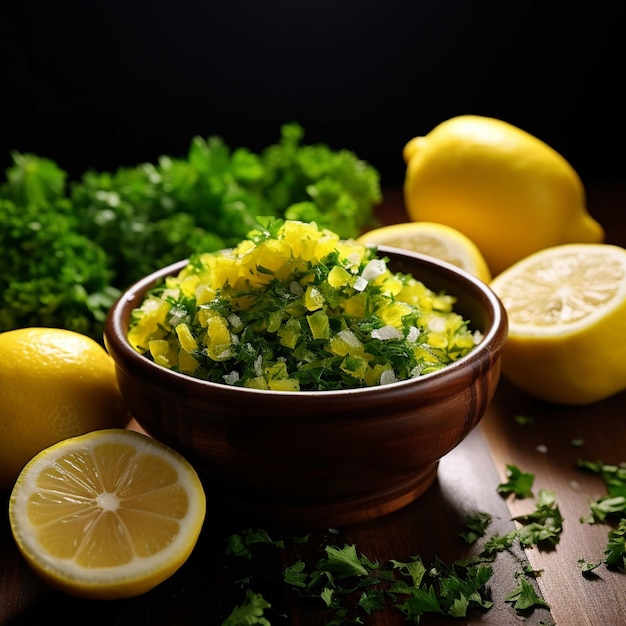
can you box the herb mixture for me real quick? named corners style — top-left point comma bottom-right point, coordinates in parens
top-left (128, 220), bottom-right (481, 391)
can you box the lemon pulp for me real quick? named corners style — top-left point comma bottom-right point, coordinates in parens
top-left (490, 243), bottom-right (626, 404)
top-left (9, 429), bottom-right (206, 599)
top-left (357, 221), bottom-right (491, 283)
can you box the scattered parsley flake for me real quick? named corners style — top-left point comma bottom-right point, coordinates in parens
top-left (576, 458), bottom-right (626, 571)
top-left (225, 528), bottom-right (285, 559)
top-left (221, 589), bottom-right (272, 626)
top-left (479, 532), bottom-right (517, 560)
top-left (284, 560), bottom-right (308, 589)
top-left (513, 489), bottom-right (563, 549)
top-left (460, 512), bottom-right (493, 544)
top-left (605, 518), bottom-right (626, 570)
top-left (514, 414), bottom-right (534, 426)
top-left (497, 464), bottom-right (535, 499)
top-left (578, 558), bottom-right (601, 575)
top-left (504, 577), bottom-right (549, 611)
top-left (578, 458), bottom-right (626, 524)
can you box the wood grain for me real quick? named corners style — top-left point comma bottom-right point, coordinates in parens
top-left (481, 378), bottom-right (626, 626)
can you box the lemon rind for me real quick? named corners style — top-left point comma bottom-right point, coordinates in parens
top-left (9, 429), bottom-right (206, 598)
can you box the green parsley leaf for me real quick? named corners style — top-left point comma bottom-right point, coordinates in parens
top-left (221, 588), bottom-right (272, 626)
top-left (480, 532), bottom-right (516, 559)
top-left (497, 464), bottom-right (535, 498)
top-left (578, 558), bottom-right (602, 576)
top-left (513, 489), bottom-right (563, 549)
top-left (438, 561), bottom-right (494, 611)
top-left (318, 544), bottom-right (372, 579)
top-left (588, 496), bottom-right (626, 524)
top-left (390, 556), bottom-right (428, 589)
top-left (504, 577), bottom-right (549, 611)
top-left (284, 560), bottom-right (308, 589)
top-left (578, 459), bottom-right (626, 524)
top-left (320, 586), bottom-right (336, 608)
top-left (357, 588), bottom-right (386, 614)
top-left (605, 518), bottom-right (626, 569)
top-left (460, 511), bottom-right (493, 544)
top-left (225, 528), bottom-right (285, 559)
top-left (397, 584), bottom-right (443, 616)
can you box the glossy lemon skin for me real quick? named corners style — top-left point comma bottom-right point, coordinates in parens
top-left (499, 322), bottom-right (626, 405)
top-left (403, 115), bottom-right (605, 276)
top-left (0, 328), bottom-right (128, 491)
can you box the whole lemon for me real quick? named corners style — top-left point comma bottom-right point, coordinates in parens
top-left (0, 328), bottom-right (128, 490)
top-left (403, 115), bottom-right (605, 276)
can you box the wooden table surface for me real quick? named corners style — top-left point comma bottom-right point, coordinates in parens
top-left (1, 183), bottom-right (625, 625)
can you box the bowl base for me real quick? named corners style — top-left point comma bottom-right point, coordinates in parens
top-left (206, 462), bottom-right (439, 528)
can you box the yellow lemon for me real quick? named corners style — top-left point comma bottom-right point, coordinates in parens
top-left (490, 243), bottom-right (626, 405)
top-left (0, 327), bottom-right (128, 491)
top-left (9, 428), bottom-right (206, 599)
top-left (356, 221), bottom-right (491, 283)
top-left (403, 115), bottom-right (605, 276)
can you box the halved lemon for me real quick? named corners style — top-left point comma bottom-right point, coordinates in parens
top-left (356, 222), bottom-right (492, 283)
top-left (490, 243), bottom-right (626, 405)
top-left (9, 429), bottom-right (206, 600)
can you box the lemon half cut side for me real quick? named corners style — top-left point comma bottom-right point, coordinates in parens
top-left (9, 429), bottom-right (207, 600)
top-left (490, 243), bottom-right (626, 405)
top-left (357, 221), bottom-right (492, 283)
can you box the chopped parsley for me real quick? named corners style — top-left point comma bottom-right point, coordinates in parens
top-left (221, 589), bottom-right (272, 626)
top-left (605, 518), bottom-right (626, 569)
top-left (218, 451), bottom-right (626, 622)
top-left (504, 576), bottom-right (549, 612)
top-left (513, 489), bottom-right (563, 549)
top-left (578, 458), bottom-right (626, 570)
top-left (460, 512), bottom-right (493, 544)
top-left (283, 543), bottom-right (495, 623)
top-left (221, 483), bottom-right (560, 625)
top-left (497, 464), bottom-right (535, 499)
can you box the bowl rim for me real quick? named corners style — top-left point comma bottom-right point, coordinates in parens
top-left (104, 246), bottom-right (508, 399)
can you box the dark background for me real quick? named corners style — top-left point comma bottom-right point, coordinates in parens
top-left (1, 0), bottom-right (625, 188)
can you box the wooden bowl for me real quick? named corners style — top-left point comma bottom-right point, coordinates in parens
top-left (104, 247), bottom-right (508, 528)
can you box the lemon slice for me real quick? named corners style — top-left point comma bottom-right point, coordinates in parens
top-left (356, 221), bottom-right (492, 283)
top-left (9, 429), bottom-right (206, 599)
top-left (490, 243), bottom-right (626, 404)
